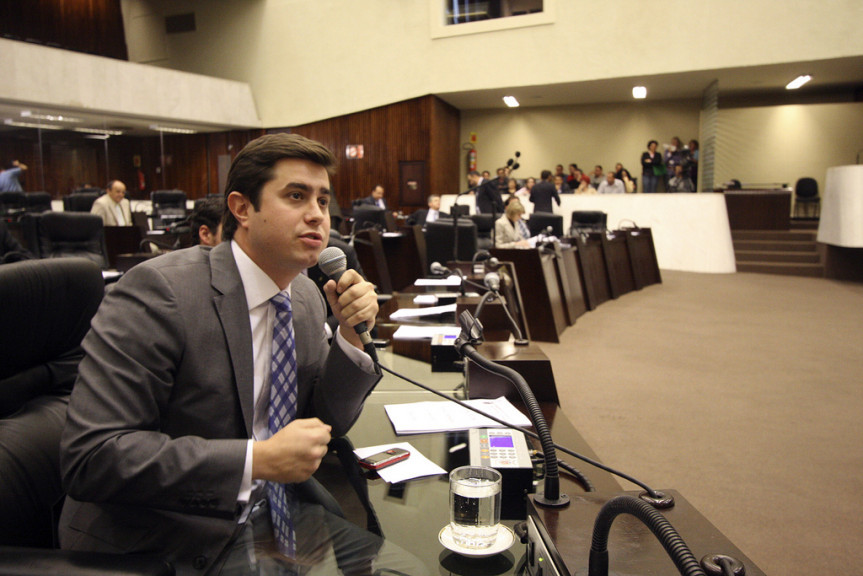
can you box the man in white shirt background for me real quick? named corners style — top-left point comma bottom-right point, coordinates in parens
top-left (90, 180), bottom-right (133, 226)
top-left (597, 171), bottom-right (626, 194)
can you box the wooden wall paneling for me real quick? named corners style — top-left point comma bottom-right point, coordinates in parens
top-left (430, 97), bottom-right (461, 199)
top-left (0, 0), bottom-right (127, 60)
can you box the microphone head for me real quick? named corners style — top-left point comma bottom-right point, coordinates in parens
top-left (430, 261), bottom-right (446, 275)
top-left (484, 272), bottom-right (501, 292)
top-left (318, 246), bottom-right (347, 278)
top-left (545, 226), bottom-right (553, 235)
top-left (488, 256), bottom-right (499, 268)
top-left (515, 151), bottom-right (521, 157)
top-left (512, 162), bottom-right (520, 170)
top-left (506, 159), bottom-right (514, 167)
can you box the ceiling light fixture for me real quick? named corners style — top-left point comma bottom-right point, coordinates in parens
top-left (632, 86), bottom-right (647, 99)
top-left (149, 124), bottom-right (198, 134)
top-left (74, 127), bottom-right (124, 136)
top-left (20, 110), bottom-right (83, 123)
top-left (4, 118), bottom-right (63, 130)
top-left (786, 75), bottom-right (812, 90)
top-left (503, 96), bottom-right (520, 108)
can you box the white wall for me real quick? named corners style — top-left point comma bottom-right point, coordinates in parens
top-left (123, 0), bottom-right (863, 127)
top-left (459, 100), bottom-right (701, 186)
top-left (714, 102), bottom-right (863, 194)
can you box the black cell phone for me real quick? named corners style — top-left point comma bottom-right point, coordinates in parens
top-left (357, 447), bottom-right (410, 471)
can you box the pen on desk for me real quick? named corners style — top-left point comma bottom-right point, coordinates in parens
top-left (449, 442), bottom-right (467, 453)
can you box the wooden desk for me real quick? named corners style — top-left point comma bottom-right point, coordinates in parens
top-left (491, 248), bottom-right (567, 343)
top-left (467, 340), bottom-right (559, 405)
top-left (572, 234), bottom-right (611, 310)
top-left (103, 226), bottom-right (142, 269)
top-left (624, 227), bottom-right (662, 289)
top-left (600, 231), bottom-right (636, 299)
top-left (557, 245), bottom-right (588, 324)
top-left (723, 189), bottom-right (791, 230)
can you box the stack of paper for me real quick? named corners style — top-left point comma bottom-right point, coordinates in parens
top-left (384, 397), bottom-right (532, 435)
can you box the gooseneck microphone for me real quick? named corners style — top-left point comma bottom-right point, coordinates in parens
top-left (317, 246), bottom-right (379, 368)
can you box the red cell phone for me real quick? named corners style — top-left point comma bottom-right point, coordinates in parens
top-left (357, 448), bottom-right (410, 471)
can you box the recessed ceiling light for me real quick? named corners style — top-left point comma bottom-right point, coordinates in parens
top-left (503, 96), bottom-right (520, 108)
top-left (786, 75), bottom-right (812, 90)
top-left (632, 86), bottom-right (647, 99)
top-left (20, 110), bottom-right (83, 123)
top-left (74, 127), bottom-right (124, 136)
top-left (4, 118), bottom-right (63, 130)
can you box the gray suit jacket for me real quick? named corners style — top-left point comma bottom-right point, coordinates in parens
top-left (90, 194), bottom-right (133, 226)
top-left (494, 215), bottom-right (528, 248)
top-left (59, 241), bottom-right (380, 575)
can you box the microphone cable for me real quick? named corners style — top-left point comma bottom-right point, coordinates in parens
top-left (376, 361), bottom-right (666, 501)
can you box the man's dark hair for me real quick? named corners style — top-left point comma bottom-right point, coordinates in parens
top-left (540, 169), bottom-right (552, 180)
top-left (468, 170), bottom-right (480, 177)
top-left (222, 133), bottom-right (337, 240)
top-left (190, 196), bottom-right (225, 245)
top-left (647, 139), bottom-right (658, 148)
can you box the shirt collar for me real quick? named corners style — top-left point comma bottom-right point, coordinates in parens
top-left (231, 240), bottom-right (290, 311)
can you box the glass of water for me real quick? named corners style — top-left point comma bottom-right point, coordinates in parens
top-left (449, 466), bottom-right (502, 549)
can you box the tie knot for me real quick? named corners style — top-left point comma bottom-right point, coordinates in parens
top-left (271, 291), bottom-right (291, 314)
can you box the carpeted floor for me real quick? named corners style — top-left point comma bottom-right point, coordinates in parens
top-left (538, 270), bottom-right (863, 576)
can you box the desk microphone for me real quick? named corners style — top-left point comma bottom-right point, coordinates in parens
top-left (483, 271), bottom-right (500, 292)
top-left (317, 246), bottom-right (379, 368)
top-left (430, 261), bottom-right (450, 276)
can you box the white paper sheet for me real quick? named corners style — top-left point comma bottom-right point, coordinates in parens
top-left (414, 276), bottom-right (463, 287)
top-left (392, 325), bottom-right (463, 340)
top-left (388, 303), bottom-right (457, 320)
top-left (353, 442), bottom-right (446, 483)
top-left (384, 397), bottom-right (532, 435)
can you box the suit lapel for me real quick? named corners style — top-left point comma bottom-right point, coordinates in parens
top-left (210, 243), bottom-right (255, 436)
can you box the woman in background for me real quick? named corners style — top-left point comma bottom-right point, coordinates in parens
top-left (494, 199), bottom-right (531, 248)
top-left (641, 140), bottom-right (662, 193)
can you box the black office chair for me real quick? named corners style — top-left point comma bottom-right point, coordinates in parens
top-left (21, 212), bottom-right (110, 269)
top-left (24, 191), bottom-right (52, 213)
top-left (0, 191), bottom-right (26, 219)
top-left (570, 210), bottom-right (608, 236)
top-left (793, 177), bottom-right (820, 218)
top-left (71, 186), bottom-right (103, 195)
top-left (62, 192), bottom-right (99, 213)
top-left (0, 258), bottom-right (174, 575)
top-left (351, 205), bottom-right (387, 235)
top-left (470, 213), bottom-right (495, 250)
top-left (151, 190), bottom-right (188, 230)
top-left (424, 219), bottom-right (478, 270)
top-left (528, 212), bottom-right (564, 237)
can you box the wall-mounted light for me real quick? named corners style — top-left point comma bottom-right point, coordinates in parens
top-left (632, 86), bottom-right (647, 99)
top-left (149, 124), bottom-right (197, 134)
top-left (785, 75), bottom-right (812, 90)
top-left (503, 96), bottom-right (520, 108)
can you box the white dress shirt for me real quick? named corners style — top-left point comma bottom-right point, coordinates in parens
top-left (231, 241), bottom-right (373, 505)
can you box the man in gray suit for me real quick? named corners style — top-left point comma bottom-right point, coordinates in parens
top-left (59, 134), bottom-right (386, 575)
top-left (90, 179), bottom-right (133, 226)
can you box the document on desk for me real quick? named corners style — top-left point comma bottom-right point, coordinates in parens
top-left (414, 276), bottom-right (463, 287)
top-left (389, 303), bottom-right (457, 320)
top-left (392, 325), bottom-right (463, 340)
top-left (385, 397), bottom-right (532, 435)
top-left (354, 442), bottom-right (446, 483)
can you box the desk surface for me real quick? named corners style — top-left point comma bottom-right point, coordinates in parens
top-left (328, 351), bottom-right (765, 575)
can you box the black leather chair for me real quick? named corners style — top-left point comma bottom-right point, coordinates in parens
top-left (0, 191), bottom-right (26, 219)
top-left (0, 258), bottom-right (174, 575)
top-left (21, 212), bottom-right (110, 269)
top-left (470, 213), bottom-right (495, 250)
top-left (24, 191), bottom-right (52, 213)
top-left (528, 212), bottom-right (564, 237)
top-left (424, 219), bottom-right (478, 270)
top-left (793, 177), bottom-right (820, 218)
top-left (570, 210), bottom-right (608, 236)
top-left (63, 192), bottom-right (100, 213)
top-left (151, 190), bottom-right (188, 229)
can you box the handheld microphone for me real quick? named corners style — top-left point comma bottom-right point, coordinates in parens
top-left (317, 246), bottom-right (379, 367)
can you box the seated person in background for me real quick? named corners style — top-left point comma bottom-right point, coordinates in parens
top-left (514, 176), bottom-right (534, 202)
top-left (597, 171), bottom-right (626, 194)
top-left (567, 164), bottom-right (590, 189)
top-left (615, 163), bottom-right (635, 193)
top-left (667, 164), bottom-right (695, 192)
top-left (189, 196), bottom-right (224, 246)
top-left (553, 174), bottom-right (572, 195)
top-left (90, 179), bottom-right (132, 226)
top-left (554, 164), bottom-right (566, 180)
top-left (495, 199), bottom-right (531, 249)
top-left (407, 194), bottom-right (448, 227)
top-left (590, 165), bottom-right (605, 189)
top-left (357, 185), bottom-right (388, 209)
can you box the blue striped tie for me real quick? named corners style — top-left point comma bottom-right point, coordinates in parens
top-left (267, 291), bottom-right (298, 557)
